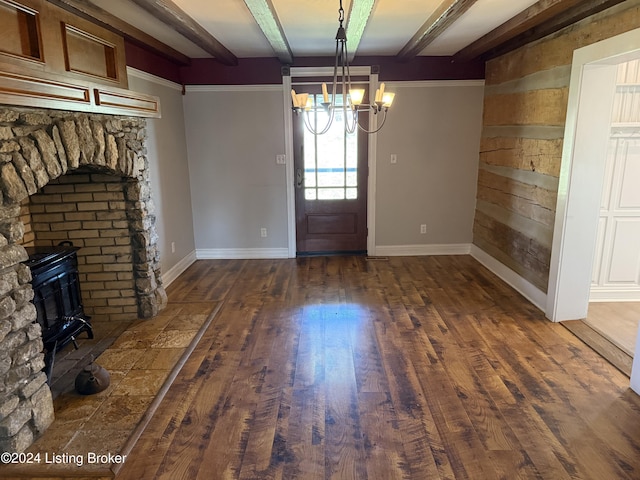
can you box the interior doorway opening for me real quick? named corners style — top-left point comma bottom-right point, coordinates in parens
top-left (583, 57), bottom-right (640, 358)
top-left (547, 28), bottom-right (640, 375)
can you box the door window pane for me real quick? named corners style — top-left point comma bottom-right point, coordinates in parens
top-left (304, 94), bottom-right (358, 201)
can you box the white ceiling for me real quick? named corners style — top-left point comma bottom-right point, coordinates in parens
top-left (92, 0), bottom-right (541, 60)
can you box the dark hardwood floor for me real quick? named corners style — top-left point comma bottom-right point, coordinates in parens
top-left (115, 255), bottom-right (640, 480)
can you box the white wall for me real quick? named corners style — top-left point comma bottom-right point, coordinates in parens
top-left (127, 68), bottom-right (196, 284)
top-left (183, 86), bottom-right (289, 258)
top-left (375, 81), bottom-right (485, 254)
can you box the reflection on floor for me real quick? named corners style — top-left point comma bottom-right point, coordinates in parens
top-left (585, 302), bottom-right (640, 356)
top-left (3, 301), bottom-right (218, 479)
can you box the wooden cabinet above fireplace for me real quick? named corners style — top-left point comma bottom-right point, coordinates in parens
top-left (0, 0), bottom-right (160, 117)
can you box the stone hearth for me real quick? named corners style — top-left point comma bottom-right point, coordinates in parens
top-left (0, 106), bottom-right (167, 453)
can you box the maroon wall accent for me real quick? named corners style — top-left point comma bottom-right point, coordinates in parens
top-left (125, 41), bottom-right (183, 85)
top-left (180, 57), bottom-right (284, 85)
top-left (180, 56), bottom-right (484, 85)
top-left (124, 41), bottom-right (485, 85)
top-left (355, 56), bottom-right (485, 82)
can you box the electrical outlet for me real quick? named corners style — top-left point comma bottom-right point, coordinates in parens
top-left (260, 228), bottom-right (268, 238)
top-left (171, 241), bottom-right (176, 253)
top-left (420, 224), bottom-right (427, 234)
top-left (276, 154), bottom-right (286, 165)
top-left (390, 154), bottom-right (397, 164)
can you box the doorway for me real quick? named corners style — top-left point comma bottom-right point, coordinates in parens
top-left (547, 28), bottom-right (640, 323)
top-left (284, 66), bottom-right (377, 257)
top-left (585, 58), bottom-right (640, 357)
top-left (293, 92), bottom-right (368, 255)
top-left (547, 29), bottom-right (640, 374)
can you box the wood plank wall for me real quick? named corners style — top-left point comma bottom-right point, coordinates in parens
top-left (474, 1), bottom-right (640, 292)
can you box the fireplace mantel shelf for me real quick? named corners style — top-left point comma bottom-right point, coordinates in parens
top-left (0, 68), bottom-right (161, 118)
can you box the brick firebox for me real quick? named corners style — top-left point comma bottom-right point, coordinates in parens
top-left (24, 173), bottom-right (144, 320)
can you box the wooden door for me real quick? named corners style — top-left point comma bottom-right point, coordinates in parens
top-left (294, 94), bottom-right (368, 255)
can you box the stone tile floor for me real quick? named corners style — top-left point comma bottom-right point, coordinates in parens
top-left (2, 301), bottom-right (219, 479)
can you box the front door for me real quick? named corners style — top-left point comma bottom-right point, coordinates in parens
top-left (294, 93), bottom-right (368, 255)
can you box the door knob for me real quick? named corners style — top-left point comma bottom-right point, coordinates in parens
top-left (296, 169), bottom-right (303, 189)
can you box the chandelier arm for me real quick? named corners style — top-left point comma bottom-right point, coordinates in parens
top-left (343, 40), bottom-right (354, 109)
top-left (343, 85), bottom-right (358, 135)
top-left (319, 110), bottom-right (336, 135)
top-left (304, 105), bottom-right (336, 136)
top-left (356, 108), bottom-right (389, 134)
top-left (321, 102), bottom-right (338, 134)
top-left (340, 37), bottom-right (359, 134)
top-left (303, 111), bottom-right (324, 136)
top-left (330, 39), bottom-right (340, 109)
top-left (344, 108), bottom-right (358, 135)
top-left (339, 47), bottom-right (348, 131)
top-left (302, 111), bottom-right (317, 135)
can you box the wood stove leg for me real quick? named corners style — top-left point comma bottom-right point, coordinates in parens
top-left (85, 323), bottom-right (94, 340)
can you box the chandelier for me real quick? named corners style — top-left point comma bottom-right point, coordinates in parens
top-left (290, 0), bottom-right (395, 135)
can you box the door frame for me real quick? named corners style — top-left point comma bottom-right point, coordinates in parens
top-left (282, 66), bottom-right (379, 258)
top-left (546, 28), bottom-right (640, 321)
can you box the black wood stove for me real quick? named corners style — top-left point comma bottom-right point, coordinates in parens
top-left (24, 244), bottom-right (93, 382)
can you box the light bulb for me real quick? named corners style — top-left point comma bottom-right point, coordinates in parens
top-left (350, 89), bottom-right (365, 106)
top-left (382, 92), bottom-right (395, 108)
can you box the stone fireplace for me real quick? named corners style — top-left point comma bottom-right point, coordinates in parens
top-left (0, 106), bottom-right (167, 452)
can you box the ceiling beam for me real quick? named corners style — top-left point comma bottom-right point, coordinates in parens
top-left (243, 0), bottom-right (293, 64)
top-left (397, 0), bottom-right (480, 62)
top-left (454, 0), bottom-right (582, 61)
top-left (130, 0), bottom-right (238, 66)
top-left (454, 0), bottom-right (626, 61)
top-left (346, 0), bottom-right (377, 61)
top-left (46, 0), bottom-right (190, 65)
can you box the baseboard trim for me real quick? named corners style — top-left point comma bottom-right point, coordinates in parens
top-left (196, 248), bottom-right (289, 259)
top-left (470, 245), bottom-right (548, 314)
top-left (374, 243), bottom-right (472, 256)
top-left (589, 289), bottom-right (640, 302)
top-left (162, 250), bottom-right (197, 287)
